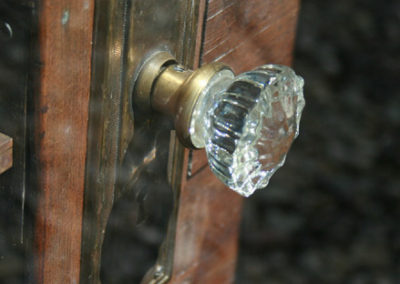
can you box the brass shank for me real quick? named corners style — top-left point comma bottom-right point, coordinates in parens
top-left (152, 65), bottom-right (193, 116)
top-left (133, 51), bottom-right (232, 148)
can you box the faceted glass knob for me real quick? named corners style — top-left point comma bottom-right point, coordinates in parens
top-left (133, 51), bottom-right (305, 197)
top-left (190, 65), bottom-right (305, 197)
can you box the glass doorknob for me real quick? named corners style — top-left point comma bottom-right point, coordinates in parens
top-left (133, 51), bottom-right (305, 197)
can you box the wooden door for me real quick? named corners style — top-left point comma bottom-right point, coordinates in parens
top-left (1, 0), bottom-right (300, 283)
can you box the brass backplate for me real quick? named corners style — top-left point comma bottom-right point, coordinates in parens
top-left (80, 0), bottom-right (205, 283)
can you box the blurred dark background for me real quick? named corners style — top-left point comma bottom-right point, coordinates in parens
top-left (1, 0), bottom-right (399, 283)
top-left (0, 1), bottom-right (35, 284)
top-left (236, 0), bottom-right (400, 283)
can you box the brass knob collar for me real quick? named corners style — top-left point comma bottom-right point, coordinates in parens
top-left (133, 51), bottom-right (233, 148)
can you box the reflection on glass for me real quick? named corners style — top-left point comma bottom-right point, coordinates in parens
top-left (191, 65), bottom-right (305, 196)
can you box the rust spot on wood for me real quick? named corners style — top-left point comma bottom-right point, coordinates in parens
top-left (40, 106), bottom-right (49, 113)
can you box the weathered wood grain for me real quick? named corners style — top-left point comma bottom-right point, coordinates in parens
top-left (0, 132), bottom-right (12, 175)
top-left (32, 0), bottom-right (299, 283)
top-left (168, 0), bottom-right (300, 283)
top-left (34, 1), bottom-right (95, 283)
top-left (204, 0), bottom-right (299, 71)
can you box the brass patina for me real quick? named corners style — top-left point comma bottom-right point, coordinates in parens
top-left (81, 0), bottom-right (205, 283)
top-left (134, 51), bottom-right (232, 148)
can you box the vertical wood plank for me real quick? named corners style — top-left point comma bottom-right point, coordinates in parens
top-left (169, 0), bottom-right (300, 283)
top-left (34, 1), bottom-right (94, 283)
top-left (0, 132), bottom-right (12, 175)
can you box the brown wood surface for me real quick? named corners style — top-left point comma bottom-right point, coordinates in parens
top-left (31, 0), bottom-right (299, 282)
top-left (169, 0), bottom-right (300, 283)
top-left (0, 132), bottom-right (12, 175)
top-left (34, 1), bottom-right (95, 283)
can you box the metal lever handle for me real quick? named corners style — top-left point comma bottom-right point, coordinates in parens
top-left (133, 51), bottom-right (305, 196)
